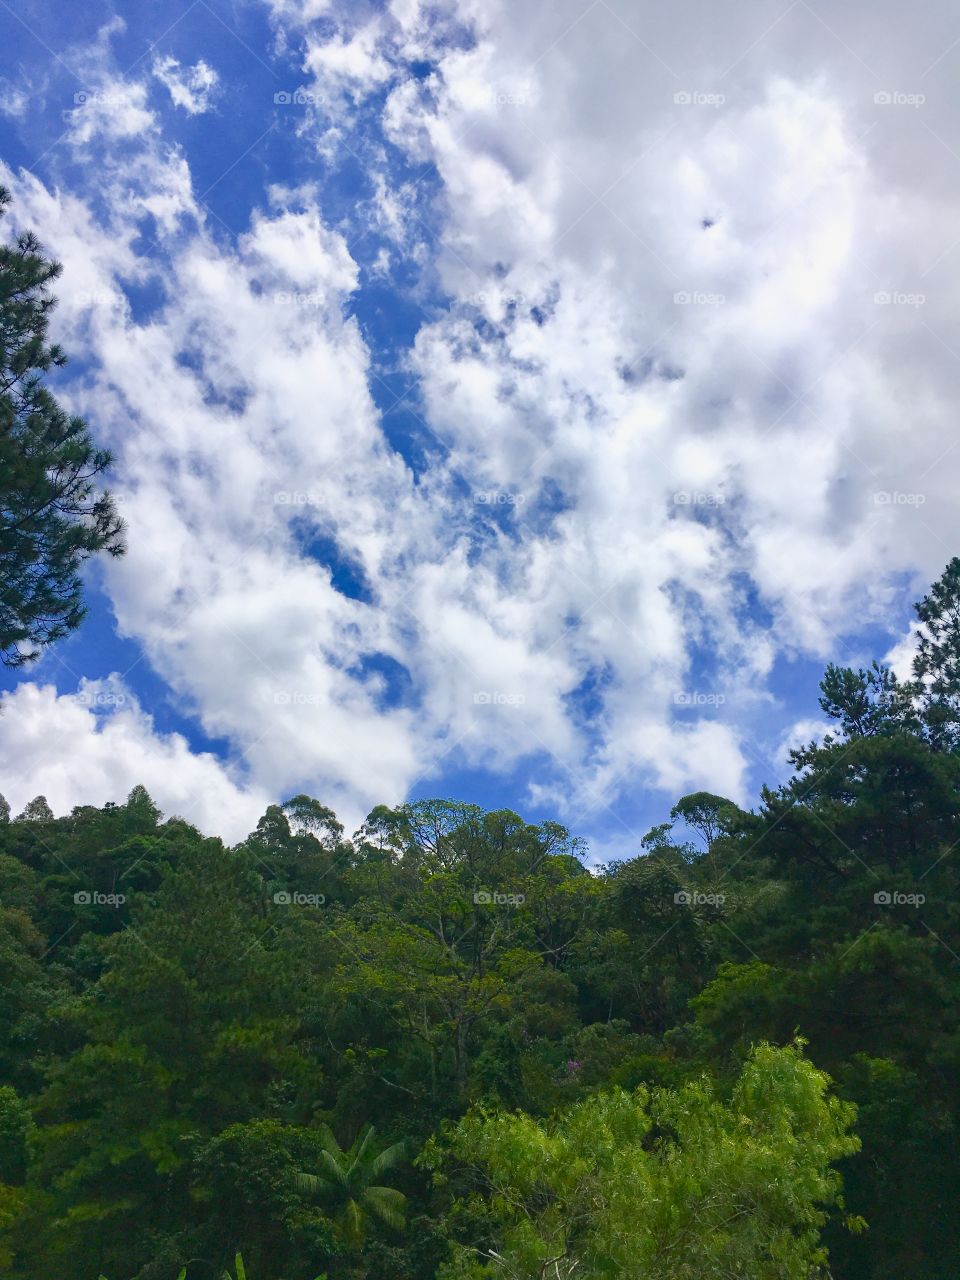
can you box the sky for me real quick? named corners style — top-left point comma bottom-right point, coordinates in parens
top-left (0, 0), bottom-right (957, 858)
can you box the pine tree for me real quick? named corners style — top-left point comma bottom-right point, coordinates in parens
top-left (0, 186), bottom-right (124, 666)
top-left (913, 556), bottom-right (960, 750)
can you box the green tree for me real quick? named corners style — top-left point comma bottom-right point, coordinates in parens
top-left (0, 186), bottom-right (123, 666)
top-left (913, 556), bottom-right (960, 749)
top-left (14, 796), bottom-right (53, 824)
top-left (430, 1042), bottom-right (861, 1279)
top-left (296, 1124), bottom-right (406, 1252)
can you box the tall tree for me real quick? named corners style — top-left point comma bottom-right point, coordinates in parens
top-left (913, 556), bottom-right (960, 749)
top-left (0, 186), bottom-right (123, 666)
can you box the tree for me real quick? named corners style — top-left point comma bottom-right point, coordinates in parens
top-left (430, 1042), bottom-right (862, 1279)
top-left (295, 1124), bottom-right (406, 1252)
top-left (0, 186), bottom-right (123, 666)
top-left (0, 1087), bottom-right (31, 1184)
top-left (818, 661), bottom-right (916, 739)
top-left (913, 556), bottom-right (960, 749)
top-left (669, 791), bottom-right (742, 851)
top-left (14, 795), bottom-right (52, 824)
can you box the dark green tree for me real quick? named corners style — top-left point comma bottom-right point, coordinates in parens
top-left (913, 556), bottom-right (960, 749)
top-left (0, 186), bottom-right (123, 666)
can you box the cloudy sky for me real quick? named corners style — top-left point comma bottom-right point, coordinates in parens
top-left (0, 0), bottom-right (957, 854)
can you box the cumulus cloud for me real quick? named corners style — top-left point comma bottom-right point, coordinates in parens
top-left (4, 1), bottom-right (960, 846)
top-left (252, 0), bottom-right (960, 827)
top-left (0, 681), bottom-right (269, 842)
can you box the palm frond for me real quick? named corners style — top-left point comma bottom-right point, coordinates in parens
top-left (347, 1123), bottom-right (375, 1176)
top-left (367, 1139), bottom-right (406, 1181)
top-left (361, 1184), bottom-right (407, 1232)
top-left (295, 1170), bottom-right (338, 1200)
top-left (344, 1197), bottom-right (365, 1245)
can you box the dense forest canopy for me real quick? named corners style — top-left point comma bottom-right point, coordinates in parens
top-left (0, 561), bottom-right (958, 1278)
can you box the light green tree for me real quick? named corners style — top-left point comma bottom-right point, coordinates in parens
top-left (430, 1041), bottom-right (862, 1279)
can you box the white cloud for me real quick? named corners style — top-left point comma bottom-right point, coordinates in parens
top-left (153, 56), bottom-right (221, 115)
top-left (0, 79), bottom-right (31, 119)
top-left (304, 23), bottom-right (393, 104)
top-left (68, 77), bottom-right (155, 143)
top-left (5, 1), bottom-right (960, 843)
top-left (775, 718), bottom-right (835, 773)
top-left (0, 681), bottom-right (269, 842)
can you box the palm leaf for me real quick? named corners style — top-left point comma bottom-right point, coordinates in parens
top-left (367, 1139), bottom-right (406, 1181)
top-left (344, 1197), bottom-right (365, 1245)
top-left (317, 1123), bottom-right (343, 1158)
top-left (295, 1170), bottom-right (339, 1201)
top-left (347, 1123), bottom-right (375, 1176)
top-left (361, 1184), bottom-right (407, 1232)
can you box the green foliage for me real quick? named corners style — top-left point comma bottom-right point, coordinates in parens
top-left (4, 562), bottom-right (960, 1276)
top-left (0, 186), bottom-right (124, 666)
top-left (429, 1041), bottom-right (860, 1279)
top-left (295, 1124), bottom-right (406, 1251)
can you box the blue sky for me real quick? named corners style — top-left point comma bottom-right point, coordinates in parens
top-left (0, 0), bottom-right (954, 855)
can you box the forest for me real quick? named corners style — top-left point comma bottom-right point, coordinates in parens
top-left (0, 561), bottom-right (958, 1277)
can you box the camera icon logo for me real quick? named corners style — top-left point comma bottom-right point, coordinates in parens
top-left (273, 890), bottom-right (292, 905)
top-left (274, 91), bottom-right (292, 104)
top-left (673, 890), bottom-right (692, 905)
top-left (874, 890), bottom-right (892, 905)
top-left (74, 890), bottom-right (92, 905)
top-left (474, 890), bottom-right (492, 905)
